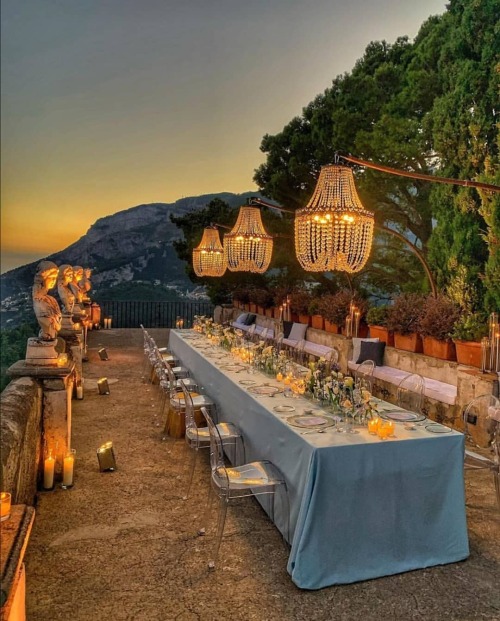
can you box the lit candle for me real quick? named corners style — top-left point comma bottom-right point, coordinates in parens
top-left (276, 372), bottom-right (283, 382)
top-left (108, 318), bottom-right (112, 329)
top-left (481, 337), bottom-right (489, 373)
top-left (367, 417), bottom-right (379, 434)
top-left (345, 317), bottom-right (352, 338)
top-left (0, 492), bottom-right (11, 521)
top-left (62, 449), bottom-right (76, 488)
top-left (354, 311), bottom-right (361, 338)
top-left (57, 353), bottom-right (69, 367)
top-left (488, 313), bottom-right (498, 370)
top-left (76, 383), bottom-right (84, 399)
top-left (43, 450), bottom-right (55, 490)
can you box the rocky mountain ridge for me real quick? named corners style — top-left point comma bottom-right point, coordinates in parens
top-left (0, 191), bottom-right (256, 309)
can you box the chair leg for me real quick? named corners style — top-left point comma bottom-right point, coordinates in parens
top-left (209, 497), bottom-right (228, 569)
top-left (183, 447), bottom-right (198, 500)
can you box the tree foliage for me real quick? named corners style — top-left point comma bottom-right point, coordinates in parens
top-left (171, 0), bottom-right (499, 311)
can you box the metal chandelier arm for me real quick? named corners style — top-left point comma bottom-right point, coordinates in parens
top-left (376, 225), bottom-right (437, 297)
top-left (340, 154), bottom-right (500, 193)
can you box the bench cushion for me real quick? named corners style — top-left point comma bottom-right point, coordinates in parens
top-left (348, 361), bottom-right (457, 406)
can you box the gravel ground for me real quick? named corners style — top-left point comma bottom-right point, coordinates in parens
top-left (25, 329), bottom-right (500, 621)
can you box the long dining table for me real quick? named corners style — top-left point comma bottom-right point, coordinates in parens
top-left (169, 329), bottom-right (469, 590)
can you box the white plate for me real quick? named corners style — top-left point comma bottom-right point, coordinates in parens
top-left (287, 414), bottom-right (335, 429)
top-left (425, 423), bottom-right (452, 434)
top-left (273, 405), bottom-right (295, 413)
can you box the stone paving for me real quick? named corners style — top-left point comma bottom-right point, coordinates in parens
top-left (25, 329), bottom-right (500, 621)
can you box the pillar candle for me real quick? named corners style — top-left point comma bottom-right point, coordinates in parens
top-left (76, 384), bottom-right (84, 399)
top-left (108, 318), bottom-right (112, 329)
top-left (354, 311), bottom-right (361, 338)
top-left (44, 451), bottom-right (55, 490)
top-left (62, 450), bottom-right (76, 487)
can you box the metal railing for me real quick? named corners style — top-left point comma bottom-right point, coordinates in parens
top-left (97, 300), bottom-right (214, 329)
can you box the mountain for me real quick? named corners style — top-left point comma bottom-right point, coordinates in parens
top-left (0, 191), bottom-right (257, 315)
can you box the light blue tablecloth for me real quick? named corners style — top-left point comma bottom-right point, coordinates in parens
top-left (170, 330), bottom-right (469, 589)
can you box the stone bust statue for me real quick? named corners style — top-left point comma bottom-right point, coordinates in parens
top-left (57, 264), bottom-right (75, 313)
top-left (79, 267), bottom-right (92, 295)
top-left (70, 266), bottom-right (85, 305)
top-left (32, 260), bottom-right (62, 340)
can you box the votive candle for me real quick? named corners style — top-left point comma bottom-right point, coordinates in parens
top-left (0, 492), bottom-right (11, 521)
top-left (76, 384), bottom-right (84, 399)
top-left (367, 417), bottom-right (380, 434)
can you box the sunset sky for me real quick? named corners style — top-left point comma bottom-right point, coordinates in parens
top-left (1, 0), bottom-right (446, 273)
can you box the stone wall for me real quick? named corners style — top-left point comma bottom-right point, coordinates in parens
top-left (0, 378), bottom-right (42, 505)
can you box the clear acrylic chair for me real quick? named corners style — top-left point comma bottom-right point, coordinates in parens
top-left (397, 373), bottom-right (425, 413)
top-left (201, 406), bottom-right (289, 569)
top-left (463, 394), bottom-right (500, 509)
top-left (181, 381), bottom-right (243, 499)
top-left (354, 359), bottom-right (375, 391)
top-left (325, 347), bottom-right (339, 372)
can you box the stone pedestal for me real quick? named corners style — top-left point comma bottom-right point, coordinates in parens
top-left (0, 505), bottom-right (35, 621)
top-left (24, 338), bottom-right (58, 366)
top-left (7, 362), bottom-right (75, 480)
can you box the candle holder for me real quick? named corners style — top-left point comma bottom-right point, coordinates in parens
top-left (97, 442), bottom-right (117, 471)
top-left (57, 353), bottom-right (69, 367)
top-left (0, 492), bottom-right (12, 522)
top-left (61, 449), bottom-right (76, 489)
top-left (175, 317), bottom-right (185, 329)
top-left (98, 347), bottom-right (109, 361)
top-left (97, 378), bottom-right (110, 395)
top-left (481, 337), bottom-right (490, 373)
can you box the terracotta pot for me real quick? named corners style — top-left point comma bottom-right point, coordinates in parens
top-left (249, 303), bottom-right (257, 313)
top-left (257, 306), bottom-right (265, 316)
top-left (265, 308), bottom-right (274, 318)
top-left (453, 340), bottom-right (482, 368)
top-left (394, 332), bottom-right (423, 353)
top-left (422, 336), bottom-right (456, 361)
top-left (291, 313), bottom-right (299, 323)
top-left (243, 304), bottom-right (250, 312)
top-left (324, 320), bottom-right (340, 334)
top-left (273, 307), bottom-right (281, 320)
top-left (311, 315), bottom-right (324, 330)
top-left (299, 314), bottom-right (312, 326)
top-left (369, 325), bottom-right (395, 347)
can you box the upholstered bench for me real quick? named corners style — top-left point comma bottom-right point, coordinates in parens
top-left (347, 361), bottom-right (458, 406)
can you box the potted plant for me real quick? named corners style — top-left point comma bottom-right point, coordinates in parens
top-left (318, 290), bottom-right (367, 335)
top-left (233, 287), bottom-right (250, 311)
top-left (290, 291), bottom-right (313, 325)
top-left (387, 293), bottom-right (425, 353)
top-left (417, 295), bottom-right (460, 360)
top-left (366, 305), bottom-right (394, 346)
top-left (252, 288), bottom-right (274, 316)
top-left (308, 297), bottom-right (324, 330)
top-left (451, 312), bottom-right (488, 368)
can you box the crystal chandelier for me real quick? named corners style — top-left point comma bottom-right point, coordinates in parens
top-left (224, 206), bottom-right (273, 273)
top-left (192, 227), bottom-right (226, 277)
top-left (295, 164), bottom-right (374, 273)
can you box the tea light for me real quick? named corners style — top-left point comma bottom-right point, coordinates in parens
top-left (367, 417), bottom-right (380, 434)
top-left (57, 353), bottom-right (69, 367)
top-left (0, 492), bottom-right (11, 522)
top-left (62, 449), bottom-right (76, 488)
top-left (43, 450), bottom-right (55, 490)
